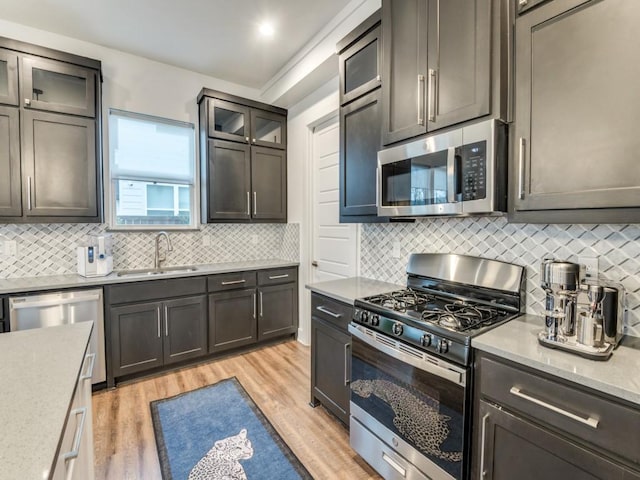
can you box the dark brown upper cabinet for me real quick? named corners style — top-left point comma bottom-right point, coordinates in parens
top-left (0, 36), bottom-right (102, 224)
top-left (382, 0), bottom-right (498, 146)
top-left (511, 0), bottom-right (640, 223)
top-left (337, 12), bottom-right (381, 106)
top-left (198, 88), bottom-right (287, 223)
top-left (0, 49), bottom-right (19, 107)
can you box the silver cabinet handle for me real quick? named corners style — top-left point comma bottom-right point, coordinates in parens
top-left (268, 274), bottom-right (289, 280)
top-left (259, 291), bottom-right (263, 317)
top-left (253, 293), bottom-right (256, 319)
top-left (164, 305), bottom-right (169, 337)
top-left (428, 68), bottom-right (437, 122)
top-left (518, 138), bottom-right (526, 200)
top-left (157, 307), bottom-right (161, 338)
top-left (417, 74), bottom-right (425, 126)
top-left (80, 353), bottom-right (96, 381)
top-left (252, 138), bottom-right (256, 143)
top-left (381, 451), bottom-right (407, 477)
top-left (245, 136), bottom-right (249, 142)
top-left (344, 343), bottom-right (350, 386)
top-left (316, 306), bottom-right (342, 318)
top-left (246, 192), bottom-right (250, 216)
top-left (24, 98), bottom-right (31, 106)
top-left (480, 412), bottom-right (490, 478)
top-left (253, 192), bottom-right (257, 215)
top-left (62, 407), bottom-right (87, 462)
top-left (27, 176), bottom-right (32, 210)
top-left (221, 279), bottom-right (246, 285)
top-left (509, 387), bottom-right (599, 428)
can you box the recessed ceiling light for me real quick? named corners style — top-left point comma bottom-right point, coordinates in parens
top-left (259, 22), bottom-right (275, 37)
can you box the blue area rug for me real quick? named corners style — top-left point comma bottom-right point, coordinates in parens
top-left (150, 377), bottom-right (312, 480)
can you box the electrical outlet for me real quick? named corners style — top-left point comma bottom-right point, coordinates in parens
top-left (251, 235), bottom-right (259, 245)
top-left (202, 235), bottom-right (211, 247)
top-left (392, 241), bottom-right (401, 259)
top-left (4, 240), bottom-right (17, 256)
top-left (579, 255), bottom-right (599, 280)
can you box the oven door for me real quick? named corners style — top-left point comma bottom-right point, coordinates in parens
top-left (377, 128), bottom-right (463, 217)
top-left (349, 324), bottom-right (468, 480)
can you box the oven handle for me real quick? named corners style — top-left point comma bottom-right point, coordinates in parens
top-left (349, 323), bottom-right (466, 386)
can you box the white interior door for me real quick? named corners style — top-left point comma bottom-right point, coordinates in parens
top-left (311, 118), bottom-right (358, 282)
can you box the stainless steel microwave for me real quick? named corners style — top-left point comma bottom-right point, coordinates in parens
top-left (377, 119), bottom-right (507, 217)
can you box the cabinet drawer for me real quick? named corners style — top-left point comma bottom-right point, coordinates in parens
top-left (108, 277), bottom-right (206, 304)
top-left (479, 356), bottom-right (640, 464)
top-left (311, 293), bottom-right (352, 331)
top-left (208, 271), bottom-right (256, 292)
top-left (257, 267), bottom-right (297, 286)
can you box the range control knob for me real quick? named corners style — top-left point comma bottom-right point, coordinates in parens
top-left (421, 333), bottom-right (433, 347)
top-left (437, 339), bottom-right (449, 354)
top-left (371, 314), bottom-right (380, 326)
top-left (361, 311), bottom-right (369, 323)
top-left (392, 322), bottom-right (403, 336)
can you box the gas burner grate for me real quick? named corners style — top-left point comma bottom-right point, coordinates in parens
top-left (421, 301), bottom-right (499, 332)
top-left (366, 289), bottom-right (435, 313)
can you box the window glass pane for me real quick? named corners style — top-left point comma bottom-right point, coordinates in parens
top-left (0, 60), bottom-right (8, 97)
top-left (254, 116), bottom-right (282, 144)
top-left (109, 109), bottom-right (195, 228)
top-left (32, 68), bottom-right (86, 108)
top-left (214, 107), bottom-right (245, 136)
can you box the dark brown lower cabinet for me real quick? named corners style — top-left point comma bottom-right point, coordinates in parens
top-left (209, 288), bottom-right (257, 353)
top-left (258, 283), bottom-right (297, 340)
top-left (163, 295), bottom-right (207, 364)
top-left (478, 400), bottom-right (629, 480)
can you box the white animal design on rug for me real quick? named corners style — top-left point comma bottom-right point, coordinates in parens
top-left (351, 379), bottom-right (462, 462)
top-left (188, 428), bottom-right (254, 480)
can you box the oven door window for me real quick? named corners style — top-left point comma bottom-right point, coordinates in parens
top-left (381, 150), bottom-right (449, 207)
top-left (351, 336), bottom-right (465, 479)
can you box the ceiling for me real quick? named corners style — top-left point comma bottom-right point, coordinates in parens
top-left (0, 0), bottom-right (352, 89)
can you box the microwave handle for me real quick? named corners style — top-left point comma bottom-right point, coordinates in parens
top-left (446, 147), bottom-right (458, 203)
top-left (376, 166), bottom-right (380, 208)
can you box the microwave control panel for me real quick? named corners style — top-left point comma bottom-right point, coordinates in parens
top-left (461, 141), bottom-right (487, 201)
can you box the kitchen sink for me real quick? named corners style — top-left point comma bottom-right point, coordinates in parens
top-left (116, 265), bottom-right (199, 277)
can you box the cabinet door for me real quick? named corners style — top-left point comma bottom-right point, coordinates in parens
top-left (163, 295), bottom-right (207, 365)
top-left (311, 317), bottom-right (350, 425)
top-left (22, 110), bottom-right (98, 219)
top-left (207, 98), bottom-right (250, 143)
top-left (251, 146), bottom-right (286, 221)
top-left (0, 49), bottom-right (18, 106)
top-left (513, 0), bottom-right (640, 215)
top-left (21, 56), bottom-right (96, 117)
top-left (340, 87), bottom-right (383, 221)
top-left (477, 400), bottom-right (627, 480)
top-left (250, 109), bottom-right (286, 150)
top-left (381, 0), bottom-right (429, 145)
top-left (111, 302), bottom-right (164, 377)
top-left (426, 0), bottom-right (491, 131)
top-left (0, 106), bottom-right (22, 216)
top-left (208, 288), bottom-right (257, 353)
top-left (339, 25), bottom-right (381, 106)
top-left (207, 138), bottom-right (251, 221)
top-left (258, 283), bottom-right (297, 341)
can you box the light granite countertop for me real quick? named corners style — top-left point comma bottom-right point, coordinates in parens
top-left (0, 322), bottom-right (92, 480)
top-left (473, 314), bottom-right (640, 406)
top-left (306, 276), bottom-right (404, 305)
top-left (0, 259), bottom-right (298, 295)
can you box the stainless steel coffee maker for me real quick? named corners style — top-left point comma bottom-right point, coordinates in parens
top-left (538, 258), bottom-right (626, 360)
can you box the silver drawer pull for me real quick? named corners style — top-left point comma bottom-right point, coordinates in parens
top-left (80, 353), bottom-right (96, 381)
top-left (316, 306), bottom-right (342, 318)
top-left (221, 279), bottom-right (246, 285)
top-left (63, 407), bottom-right (87, 462)
top-left (509, 387), bottom-right (599, 429)
top-left (268, 274), bottom-right (289, 280)
top-left (382, 451), bottom-right (407, 477)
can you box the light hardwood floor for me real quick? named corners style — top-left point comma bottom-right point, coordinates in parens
top-left (92, 340), bottom-right (381, 479)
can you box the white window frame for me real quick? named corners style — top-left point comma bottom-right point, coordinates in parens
top-left (105, 108), bottom-right (199, 231)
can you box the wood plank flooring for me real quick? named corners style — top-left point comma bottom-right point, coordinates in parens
top-left (92, 340), bottom-right (381, 479)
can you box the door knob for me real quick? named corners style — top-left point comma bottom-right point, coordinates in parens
top-left (311, 261), bottom-right (318, 267)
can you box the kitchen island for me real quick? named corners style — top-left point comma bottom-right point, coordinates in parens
top-left (0, 322), bottom-right (93, 480)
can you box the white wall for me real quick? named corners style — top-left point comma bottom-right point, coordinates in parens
top-left (287, 78), bottom-right (340, 344)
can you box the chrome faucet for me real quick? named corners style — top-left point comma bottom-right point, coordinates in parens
top-left (154, 231), bottom-right (173, 269)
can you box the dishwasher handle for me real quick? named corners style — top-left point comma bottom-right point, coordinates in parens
top-left (10, 293), bottom-right (102, 310)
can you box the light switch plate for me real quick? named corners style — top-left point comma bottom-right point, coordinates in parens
top-left (4, 240), bottom-right (16, 256)
top-left (251, 235), bottom-right (259, 245)
top-left (392, 241), bottom-right (401, 259)
top-left (202, 235), bottom-right (211, 247)
top-left (579, 255), bottom-right (599, 280)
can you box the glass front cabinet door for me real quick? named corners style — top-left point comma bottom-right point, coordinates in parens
top-left (0, 49), bottom-right (19, 106)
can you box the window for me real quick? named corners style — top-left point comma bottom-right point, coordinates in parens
top-left (108, 109), bottom-right (196, 229)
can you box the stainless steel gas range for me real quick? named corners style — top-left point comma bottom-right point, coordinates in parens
top-left (349, 253), bottom-right (525, 480)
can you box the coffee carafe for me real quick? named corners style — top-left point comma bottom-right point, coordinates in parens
top-left (540, 259), bottom-right (582, 341)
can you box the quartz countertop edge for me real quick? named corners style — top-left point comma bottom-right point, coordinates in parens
top-left (306, 276), bottom-right (405, 305)
top-left (0, 259), bottom-right (298, 295)
top-left (472, 314), bottom-right (640, 406)
top-left (0, 322), bottom-right (93, 480)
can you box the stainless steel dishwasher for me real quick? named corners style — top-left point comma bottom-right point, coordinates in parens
top-left (9, 288), bottom-right (106, 385)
